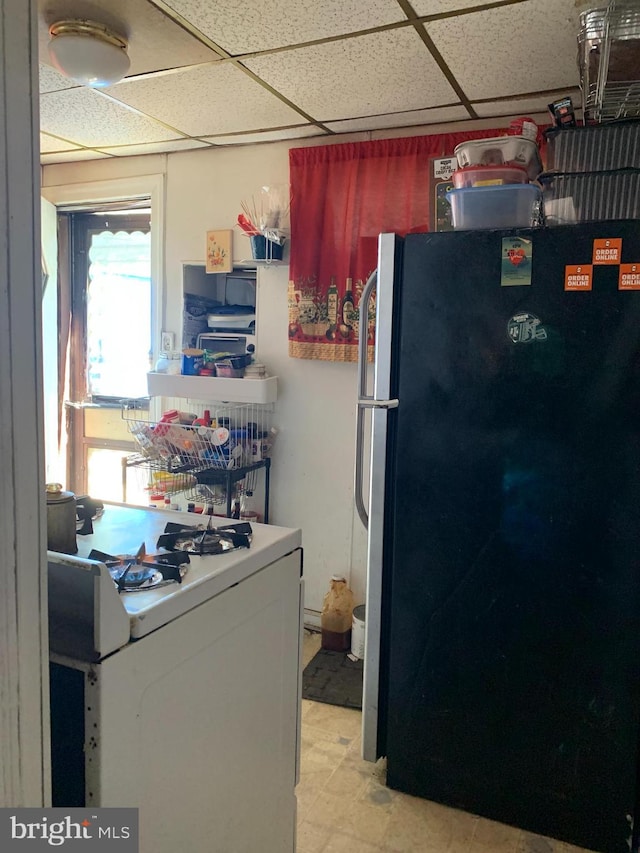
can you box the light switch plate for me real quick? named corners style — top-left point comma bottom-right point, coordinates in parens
top-left (161, 331), bottom-right (175, 352)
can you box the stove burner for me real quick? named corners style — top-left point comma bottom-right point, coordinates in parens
top-left (156, 520), bottom-right (252, 555)
top-left (88, 547), bottom-right (189, 592)
top-left (109, 564), bottom-right (165, 590)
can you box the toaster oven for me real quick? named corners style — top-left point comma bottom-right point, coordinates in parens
top-left (197, 331), bottom-right (256, 355)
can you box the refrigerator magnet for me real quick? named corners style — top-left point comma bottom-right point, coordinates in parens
top-left (619, 264), bottom-right (640, 291)
top-left (565, 265), bottom-right (593, 291)
top-left (507, 312), bottom-right (548, 344)
top-left (593, 238), bottom-right (622, 265)
top-left (501, 237), bottom-right (532, 287)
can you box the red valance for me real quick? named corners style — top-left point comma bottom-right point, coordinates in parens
top-left (288, 127), bottom-right (547, 362)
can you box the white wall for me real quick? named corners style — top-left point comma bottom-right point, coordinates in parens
top-left (41, 113), bottom-right (546, 617)
top-left (42, 142), bottom-right (366, 617)
top-left (165, 144), bottom-right (363, 617)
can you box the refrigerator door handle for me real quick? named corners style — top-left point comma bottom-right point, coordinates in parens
top-left (357, 270), bottom-right (377, 403)
top-left (355, 404), bottom-right (369, 528)
top-left (357, 398), bottom-right (399, 409)
top-left (361, 233), bottom-right (398, 761)
top-left (355, 270), bottom-right (378, 529)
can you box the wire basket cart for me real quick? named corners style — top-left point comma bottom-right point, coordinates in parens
top-left (122, 399), bottom-right (274, 522)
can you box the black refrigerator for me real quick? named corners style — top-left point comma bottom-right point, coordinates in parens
top-left (355, 223), bottom-right (640, 853)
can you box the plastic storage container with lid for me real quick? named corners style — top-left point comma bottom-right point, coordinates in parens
top-left (447, 184), bottom-right (542, 230)
top-left (544, 120), bottom-right (640, 172)
top-left (452, 163), bottom-right (529, 188)
top-left (454, 135), bottom-right (543, 180)
top-left (321, 575), bottom-right (355, 652)
top-left (538, 168), bottom-right (640, 225)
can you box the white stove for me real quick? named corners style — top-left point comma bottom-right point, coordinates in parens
top-left (47, 503), bottom-right (303, 853)
top-left (48, 502), bottom-right (301, 659)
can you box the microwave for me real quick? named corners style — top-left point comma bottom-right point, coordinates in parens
top-left (183, 264), bottom-right (257, 352)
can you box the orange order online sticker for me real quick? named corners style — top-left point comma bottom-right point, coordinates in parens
top-left (565, 264), bottom-right (593, 291)
top-left (619, 263), bottom-right (640, 290)
top-left (593, 238), bottom-right (622, 265)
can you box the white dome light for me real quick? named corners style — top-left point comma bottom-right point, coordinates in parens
top-left (48, 20), bottom-right (130, 88)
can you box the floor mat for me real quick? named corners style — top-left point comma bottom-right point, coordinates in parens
top-left (302, 648), bottom-right (363, 710)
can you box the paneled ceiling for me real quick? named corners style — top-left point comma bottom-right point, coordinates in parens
top-left (38, 0), bottom-right (584, 164)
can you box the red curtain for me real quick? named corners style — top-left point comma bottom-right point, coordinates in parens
top-left (288, 127), bottom-right (547, 361)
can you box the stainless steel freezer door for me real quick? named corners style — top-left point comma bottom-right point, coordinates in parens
top-left (360, 232), bottom-right (401, 762)
top-left (362, 404), bottom-right (391, 762)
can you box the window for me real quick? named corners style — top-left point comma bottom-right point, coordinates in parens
top-left (84, 224), bottom-right (152, 399)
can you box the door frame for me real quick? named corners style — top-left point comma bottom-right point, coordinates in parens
top-left (41, 175), bottom-right (165, 496)
top-left (0, 0), bottom-right (49, 807)
top-left (65, 211), bottom-right (151, 496)
top-left (41, 174), bottom-right (165, 370)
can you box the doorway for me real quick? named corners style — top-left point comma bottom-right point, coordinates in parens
top-left (61, 208), bottom-right (153, 504)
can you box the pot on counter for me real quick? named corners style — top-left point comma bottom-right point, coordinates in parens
top-left (46, 483), bottom-right (77, 554)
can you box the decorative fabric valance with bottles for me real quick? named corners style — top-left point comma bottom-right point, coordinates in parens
top-left (287, 127), bottom-right (520, 362)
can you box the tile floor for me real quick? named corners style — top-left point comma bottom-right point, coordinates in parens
top-left (297, 629), bottom-right (596, 853)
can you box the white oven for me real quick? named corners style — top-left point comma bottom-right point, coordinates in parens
top-left (48, 503), bottom-right (303, 853)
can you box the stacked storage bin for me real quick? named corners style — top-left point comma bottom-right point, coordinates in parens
top-left (538, 120), bottom-right (640, 225)
top-left (447, 135), bottom-right (544, 230)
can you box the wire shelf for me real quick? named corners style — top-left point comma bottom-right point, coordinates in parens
top-left (578, 3), bottom-right (640, 122)
top-left (122, 400), bottom-right (274, 517)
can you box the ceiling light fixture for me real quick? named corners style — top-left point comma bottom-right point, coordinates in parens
top-left (48, 20), bottom-right (130, 88)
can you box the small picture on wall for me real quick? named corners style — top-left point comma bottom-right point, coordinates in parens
top-left (206, 230), bottom-right (233, 273)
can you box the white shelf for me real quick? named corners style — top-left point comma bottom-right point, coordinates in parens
top-left (239, 259), bottom-right (287, 266)
top-left (147, 372), bottom-right (277, 404)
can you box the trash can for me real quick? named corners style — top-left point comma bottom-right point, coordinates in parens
top-left (350, 604), bottom-right (366, 660)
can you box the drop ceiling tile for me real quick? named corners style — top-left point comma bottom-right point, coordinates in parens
top-left (426, 0), bottom-right (580, 100)
top-left (412, 0), bottom-right (516, 14)
top-left (472, 89), bottom-right (582, 119)
top-left (202, 126), bottom-right (327, 145)
top-left (100, 139), bottom-right (211, 156)
top-left (106, 63), bottom-right (303, 136)
top-left (325, 105), bottom-right (469, 133)
top-left (39, 63), bottom-right (77, 94)
top-left (40, 133), bottom-right (81, 153)
top-left (159, 0), bottom-right (405, 54)
top-left (245, 29), bottom-right (457, 121)
top-left (40, 149), bottom-right (112, 164)
top-left (40, 88), bottom-right (180, 147)
top-left (37, 0), bottom-right (221, 78)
